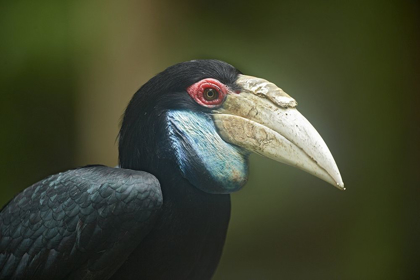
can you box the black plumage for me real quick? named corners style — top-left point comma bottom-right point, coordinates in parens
top-left (1, 59), bottom-right (345, 279)
top-left (1, 60), bottom-right (241, 279)
top-left (0, 166), bottom-right (162, 279)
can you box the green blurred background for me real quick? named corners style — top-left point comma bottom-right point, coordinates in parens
top-left (1, 0), bottom-right (419, 279)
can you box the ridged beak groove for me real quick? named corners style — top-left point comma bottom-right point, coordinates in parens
top-left (213, 74), bottom-right (344, 190)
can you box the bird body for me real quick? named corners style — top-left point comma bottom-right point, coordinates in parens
top-left (111, 171), bottom-right (230, 280)
top-left (0, 60), bottom-right (343, 279)
top-left (0, 165), bottom-right (230, 279)
top-left (0, 167), bottom-right (162, 279)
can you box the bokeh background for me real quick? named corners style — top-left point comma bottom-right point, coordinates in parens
top-left (1, 0), bottom-right (419, 279)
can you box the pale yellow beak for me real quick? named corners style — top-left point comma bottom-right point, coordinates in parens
top-left (213, 74), bottom-right (344, 190)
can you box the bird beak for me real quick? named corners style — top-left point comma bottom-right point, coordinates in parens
top-left (212, 74), bottom-right (344, 190)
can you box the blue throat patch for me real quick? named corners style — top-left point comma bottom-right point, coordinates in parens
top-left (167, 110), bottom-right (248, 194)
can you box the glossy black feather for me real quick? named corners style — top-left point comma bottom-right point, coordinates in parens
top-left (0, 166), bottom-right (162, 279)
top-left (119, 59), bottom-right (241, 174)
top-left (1, 60), bottom-right (242, 280)
top-left (112, 60), bottom-right (239, 279)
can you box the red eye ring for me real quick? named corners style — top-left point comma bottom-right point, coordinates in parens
top-left (187, 78), bottom-right (228, 108)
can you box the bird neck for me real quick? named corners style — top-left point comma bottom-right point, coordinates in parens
top-left (118, 109), bottom-right (249, 195)
top-left (166, 110), bottom-right (249, 194)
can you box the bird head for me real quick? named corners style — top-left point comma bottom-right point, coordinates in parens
top-left (119, 60), bottom-right (344, 194)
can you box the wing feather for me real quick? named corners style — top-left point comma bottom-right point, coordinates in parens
top-left (0, 166), bottom-right (162, 279)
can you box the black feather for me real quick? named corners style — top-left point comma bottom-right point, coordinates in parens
top-left (0, 166), bottom-right (162, 279)
top-left (1, 60), bottom-right (240, 279)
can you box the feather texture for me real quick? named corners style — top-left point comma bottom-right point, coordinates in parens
top-left (0, 166), bottom-right (162, 279)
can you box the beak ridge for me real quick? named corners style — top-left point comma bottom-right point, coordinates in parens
top-left (213, 74), bottom-right (344, 190)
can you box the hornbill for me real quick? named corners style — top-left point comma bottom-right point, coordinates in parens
top-left (0, 60), bottom-right (344, 279)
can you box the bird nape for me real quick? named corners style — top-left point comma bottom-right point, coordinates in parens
top-left (0, 60), bottom-right (344, 279)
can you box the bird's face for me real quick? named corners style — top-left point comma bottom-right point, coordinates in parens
top-left (119, 60), bottom-right (343, 194)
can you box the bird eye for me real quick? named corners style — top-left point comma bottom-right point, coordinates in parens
top-left (187, 78), bottom-right (228, 108)
top-left (203, 88), bottom-right (219, 101)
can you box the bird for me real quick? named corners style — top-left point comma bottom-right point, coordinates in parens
top-left (0, 59), bottom-right (344, 279)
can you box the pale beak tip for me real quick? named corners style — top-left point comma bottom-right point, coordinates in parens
top-left (336, 181), bottom-right (345, 191)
